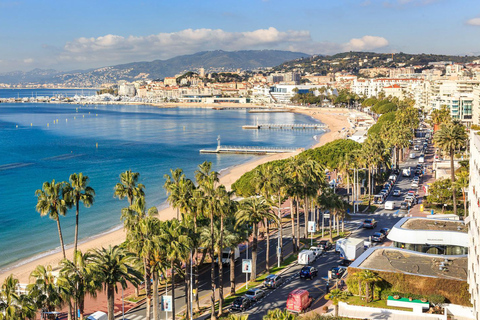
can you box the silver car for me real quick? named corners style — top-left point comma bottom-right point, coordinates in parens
top-left (245, 288), bottom-right (265, 301)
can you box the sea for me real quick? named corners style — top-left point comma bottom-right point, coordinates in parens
top-left (0, 89), bottom-right (323, 270)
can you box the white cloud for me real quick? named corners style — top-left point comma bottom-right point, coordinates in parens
top-left (56, 28), bottom-right (388, 67)
top-left (23, 58), bottom-right (34, 64)
top-left (383, 0), bottom-right (438, 7)
top-left (466, 17), bottom-right (480, 26)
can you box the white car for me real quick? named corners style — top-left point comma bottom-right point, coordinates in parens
top-left (411, 181), bottom-right (419, 188)
top-left (309, 246), bottom-right (323, 258)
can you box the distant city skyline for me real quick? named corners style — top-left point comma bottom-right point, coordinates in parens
top-left (0, 0), bottom-right (479, 73)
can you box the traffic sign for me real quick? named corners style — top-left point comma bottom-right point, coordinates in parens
top-left (162, 295), bottom-right (172, 312)
top-left (242, 259), bottom-right (252, 273)
top-left (308, 221), bottom-right (316, 233)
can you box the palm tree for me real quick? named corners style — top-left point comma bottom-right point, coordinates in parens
top-left (59, 251), bottom-right (99, 320)
top-left (113, 170), bottom-right (145, 206)
top-left (455, 169), bottom-right (469, 216)
top-left (270, 167), bottom-right (289, 263)
top-left (222, 215), bottom-right (248, 295)
top-left (157, 219), bottom-right (190, 320)
top-left (316, 189), bottom-right (343, 242)
top-left (0, 275), bottom-right (23, 320)
top-left (66, 173), bottom-right (95, 259)
top-left (358, 270), bottom-right (381, 302)
top-left (434, 121), bottom-right (468, 215)
top-left (325, 289), bottom-right (349, 317)
top-left (28, 265), bottom-right (63, 320)
top-left (89, 245), bottom-right (142, 320)
top-left (236, 196), bottom-right (277, 280)
top-left (262, 308), bottom-right (297, 320)
top-left (195, 161), bottom-right (219, 320)
top-left (164, 168), bottom-right (188, 220)
top-left (35, 180), bottom-right (70, 259)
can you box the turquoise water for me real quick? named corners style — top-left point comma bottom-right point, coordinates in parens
top-left (0, 88), bottom-right (97, 98)
top-left (0, 103), bottom-right (322, 269)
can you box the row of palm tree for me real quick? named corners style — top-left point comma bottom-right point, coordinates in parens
top-left (35, 173), bottom-right (95, 260)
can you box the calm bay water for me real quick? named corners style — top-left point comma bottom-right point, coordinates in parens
top-left (0, 102), bottom-right (322, 269)
top-left (0, 88), bottom-right (97, 98)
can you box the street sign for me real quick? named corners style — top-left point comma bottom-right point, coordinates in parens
top-left (323, 213), bottom-right (330, 219)
top-left (162, 295), bottom-right (172, 312)
top-left (242, 259), bottom-right (252, 273)
top-left (308, 221), bottom-right (316, 233)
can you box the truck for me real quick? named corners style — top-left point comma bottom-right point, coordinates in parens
top-left (297, 250), bottom-right (315, 265)
top-left (337, 237), bottom-right (364, 261)
top-left (402, 168), bottom-right (411, 177)
top-left (220, 247), bottom-right (240, 265)
top-left (384, 201), bottom-right (394, 210)
top-left (87, 312), bottom-right (107, 320)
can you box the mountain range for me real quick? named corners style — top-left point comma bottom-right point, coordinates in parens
top-left (0, 50), bottom-right (309, 87)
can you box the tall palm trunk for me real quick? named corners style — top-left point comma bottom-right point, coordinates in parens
top-left (462, 188), bottom-right (467, 217)
top-left (218, 215), bottom-right (224, 317)
top-left (296, 198), bottom-right (300, 250)
top-left (153, 272), bottom-right (159, 320)
top-left (329, 212), bottom-right (333, 242)
top-left (290, 199), bottom-right (296, 253)
top-left (303, 195), bottom-right (308, 239)
top-left (367, 167), bottom-right (372, 207)
top-left (347, 173), bottom-right (350, 205)
top-left (145, 259), bottom-right (152, 320)
top-left (265, 218), bottom-right (270, 272)
top-left (230, 248), bottom-right (236, 294)
top-left (74, 199), bottom-right (79, 259)
top-left (277, 194), bottom-right (283, 262)
top-left (252, 224), bottom-right (258, 280)
top-left (450, 149), bottom-right (457, 215)
top-left (193, 214), bottom-right (200, 312)
top-left (210, 212), bottom-right (216, 320)
top-left (56, 217), bottom-right (66, 259)
top-left (171, 261), bottom-right (176, 320)
top-left (185, 258), bottom-right (191, 320)
top-left (107, 285), bottom-right (115, 320)
top-left (67, 301), bottom-right (72, 320)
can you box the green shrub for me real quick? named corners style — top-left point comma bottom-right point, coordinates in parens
top-left (429, 294), bottom-right (446, 305)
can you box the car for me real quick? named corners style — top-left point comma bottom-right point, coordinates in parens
top-left (300, 266), bottom-right (318, 279)
top-left (309, 246), bottom-right (323, 258)
top-left (413, 176), bottom-right (420, 182)
top-left (389, 175), bottom-right (397, 182)
top-left (263, 274), bottom-right (285, 289)
top-left (339, 259), bottom-right (352, 267)
top-left (400, 202), bottom-right (409, 210)
top-left (392, 189), bottom-right (401, 197)
top-left (330, 267), bottom-right (346, 279)
top-left (380, 228), bottom-right (390, 236)
top-left (318, 240), bottom-right (333, 251)
top-left (371, 232), bottom-right (385, 242)
top-left (414, 145), bottom-right (420, 151)
top-left (231, 296), bottom-right (252, 311)
top-left (380, 189), bottom-right (389, 196)
top-left (245, 288), bottom-right (265, 301)
top-left (411, 181), bottom-right (419, 188)
top-left (363, 219), bottom-right (377, 228)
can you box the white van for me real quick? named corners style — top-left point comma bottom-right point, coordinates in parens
top-left (297, 250), bottom-right (315, 265)
top-left (87, 311), bottom-right (107, 320)
top-left (418, 156), bottom-right (425, 163)
top-left (384, 201), bottom-right (394, 210)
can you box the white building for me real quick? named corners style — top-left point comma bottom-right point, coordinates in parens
top-left (472, 86), bottom-right (480, 125)
top-left (118, 82), bottom-right (136, 97)
top-left (468, 130), bottom-right (480, 319)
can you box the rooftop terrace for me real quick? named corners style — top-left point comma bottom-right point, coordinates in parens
top-left (401, 218), bottom-right (467, 233)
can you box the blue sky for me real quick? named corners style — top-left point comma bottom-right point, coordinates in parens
top-left (0, 0), bottom-right (479, 73)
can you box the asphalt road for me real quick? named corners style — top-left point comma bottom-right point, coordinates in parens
top-left (120, 137), bottom-right (431, 320)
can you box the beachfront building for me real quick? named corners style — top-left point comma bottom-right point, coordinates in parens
top-left (388, 217), bottom-right (468, 255)
top-left (468, 130), bottom-right (480, 319)
top-left (472, 85), bottom-right (480, 125)
top-left (350, 78), bottom-right (423, 98)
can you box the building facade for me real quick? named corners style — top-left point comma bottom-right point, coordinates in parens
top-left (468, 130), bottom-right (480, 319)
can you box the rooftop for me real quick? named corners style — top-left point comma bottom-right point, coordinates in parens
top-left (401, 218), bottom-right (467, 233)
top-left (351, 247), bottom-right (467, 281)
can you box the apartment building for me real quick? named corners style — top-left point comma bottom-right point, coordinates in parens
top-left (472, 86), bottom-right (480, 125)
top-left (468, 130), bottom-right (480, 320)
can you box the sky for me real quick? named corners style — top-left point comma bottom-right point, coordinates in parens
top-left (0, 0), bottom-right (479, 73)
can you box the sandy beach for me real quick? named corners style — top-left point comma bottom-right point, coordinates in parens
top-left (0, 106), bottom-right (357, 284)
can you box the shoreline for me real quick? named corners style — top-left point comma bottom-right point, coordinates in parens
top-left (0, 106), bottom-right (358, 283)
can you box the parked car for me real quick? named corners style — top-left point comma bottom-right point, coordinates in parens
top-left (318, 240), bottom-right (332, 251)
top-left (245, 288), bottom-right (265, 301)
top-left (392, 189), bottom-right (401, 197)
top-left (300, 266), bottom-right (318, 279)
top-left (371, 232), bottom-right (385, 242)
top-left (389, 174), bottom-right (397, 182)
top-left (414, 145), bottom-right (420, 151)
top-left (263, 274), bottom-right (285, 289)
top-left (411, 181), bottom-right (419, 188)
top-left (380, 228), bottom-right (390, 236)
top-left (330, 267), bottom-right (346, 279)
top-left (231, 296), bottom-right (252, 311)
top-left (362, 219), bottom-right (377, 229)
top-left (400, 202), bottom-right (409, 210)
top-left (339, 259), bottom-right (352, 267)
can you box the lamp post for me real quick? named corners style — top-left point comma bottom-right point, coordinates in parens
top-left (246, 230), bottom-right (249, 289)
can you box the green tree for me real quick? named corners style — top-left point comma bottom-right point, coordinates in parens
top-left (28, 265), bottom-right (63, 319)
top-left (0, 275), bottom-right (33, 320)
top-left (325, 289), bottom-right (349, 317)
top-left (455, 169), bottom-right (469, 216)
top-left (236, 196), bottom-right (277, 279)
top-left (35, 180), bottom-right (70, 259)
top-left (262, 308), bottom-right (297, 320)
top-left (113, 170), bottom-right (145, 206)
top-left (434, 121), bottom-right (468, 215)
top-left (89, 245), bottom-right (141, 320)
top-left (358, 270), bottom-right (381, 302)
top-left (66, 173), bottom-right (95, 259)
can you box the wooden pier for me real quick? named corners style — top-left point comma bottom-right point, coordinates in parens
top-left (242, 123), bottom-right (326, 130)
top-left (200, 145), bottom-right (299, 155)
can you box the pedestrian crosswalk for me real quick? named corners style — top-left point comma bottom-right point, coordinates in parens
top-left (121, 314), bottom-right (150, 320)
